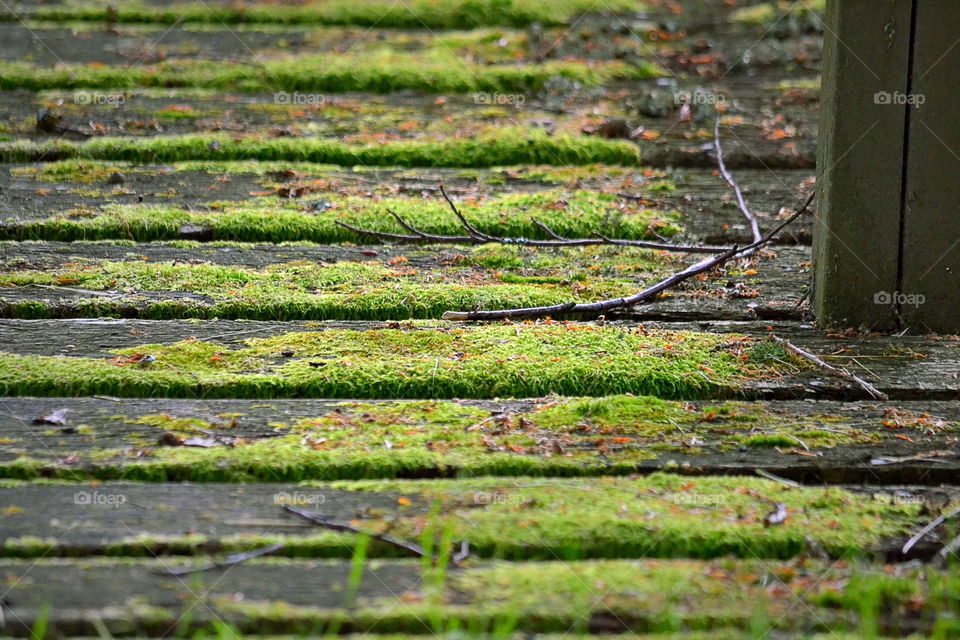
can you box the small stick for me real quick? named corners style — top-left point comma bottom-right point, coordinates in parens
top-left (714, 116), bottom-right (763, 246)
top-left (442, 193), bottom-right (813, 321)
top-left (755, 468), bottom-right (803, 487)
top-left (283, 505), bottom-right (431, 559)
top-left (903, 506), bottom-right (960, 555)
top-left (159, 542), bottom-right (285, 576)
top-left (769, 334), bottom-right (888, 401)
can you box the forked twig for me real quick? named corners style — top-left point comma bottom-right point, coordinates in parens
top-left (442, 193), bottom-right (813, 321)
top-left (336, 184), bottom-right (730, 254)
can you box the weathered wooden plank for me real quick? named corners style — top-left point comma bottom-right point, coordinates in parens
top-left (0, 245), bottom-right (813, 323)
top-left (0, 165), bottom-right (813, 246)
top-left (0, 556), bottom-right (945, 637)
top-left (0, 477), bottom-right (941, 557)
top-left (899, 0), bottom-right (960, 333)
top-left (1, 395), bottom-right (958, 483)
top-left (1, 318), bottom-right (957, 400)
top-left (813, 0), bottom-right (913, 330)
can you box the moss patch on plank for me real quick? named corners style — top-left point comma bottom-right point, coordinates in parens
top-left (0, 243), bottom-right (680, 319)
top-left (0, 395), bottom-right (913, 483)
top-left (2, 188), bottom-right (678, 243)
top-left (0, 324), bottom-right (778, 400)
top-left (0, 129), bottom-right (642, 167)
top-left (0, 55), bottom-right (661, 94)
top-left (17, 0), bottom-right (643, 28)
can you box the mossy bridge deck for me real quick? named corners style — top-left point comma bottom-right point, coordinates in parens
top-left (0, 0), bottom-right (958, 638)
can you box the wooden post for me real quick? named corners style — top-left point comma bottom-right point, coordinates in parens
top-left (814, 0), bottom-right (960, 333)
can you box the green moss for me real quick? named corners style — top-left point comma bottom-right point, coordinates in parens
top-left (2, 188), bottom-right (678, 243)
top-left (20, 0), bottom-right (644, 28)
top-left (0, 129), bottom-right (642, 168)
top-left (730, 0), bottom-right (825, 26)
top-left (0, 325), bottom-right (776, 400)
top-left (0, 55), bottom-right (661, 94)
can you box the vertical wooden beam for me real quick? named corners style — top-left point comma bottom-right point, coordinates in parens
top-left (900, 0), bottom-right (960, 333)
top-left (813, 0), bottom-right (914, 330)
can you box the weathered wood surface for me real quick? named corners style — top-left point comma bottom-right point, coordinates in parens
top-left (900, 0), bottom-right (960, 333)
top-left (0, 245), bottom-right (814, 322)
top-left (0, 166), bottom-right (814, 246)
top-left (0, 318), bottom-right (958, 400)
top-left (0, 555), bottom-right (944, 638)
top-left (813, 0), bottom-right (912, 331)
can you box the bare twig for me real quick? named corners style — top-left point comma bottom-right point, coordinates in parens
top-left (768, 334), bottom-right (888, 401)
top-left (442, 193), bottom-right (813, 321)
top-left (755, 468), bottom-right (803, 487)
top-left (282, 505), bottom-right (431, 559)
top-left (335, 184), bottom-right (730, 254)
top-left (903, 506), bottom-right (960, 555)
top-left (714, 117), bottom-right (763, 246)
top-left (159, 543), bottom-right (285, 576)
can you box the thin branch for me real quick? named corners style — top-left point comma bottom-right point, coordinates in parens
top-left (768, 334), bottom-right (888, 401)
top-left (442, 193), bottom-right (813, 321)
top-left (440, 184), bottom-right (496, 241)
top-left (282, 505), bottom-right (431, 559)
top-left (755, 468), bottom-right (803, 487)
top-left (903, 505), bottom-right (960, 555)
top-left (337, 185), bottom-right (731, 254)
top-left (159, 543), bottom-right (285, 576)
top-left (714, 116), bottom-right (763, 246)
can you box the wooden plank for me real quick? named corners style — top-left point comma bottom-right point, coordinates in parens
top-left (0, 556), bottom-right (946, 637)
top-left (0, 245), bottom-right (814, 323)
top-left (2, 396), bottom-right (959, 484)
top-left (900, 0), bottom-right (960, 333)
top-left (813, 0), bottom-right (913, 330)
top-left (0, 478), bottom-right (944, 556)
